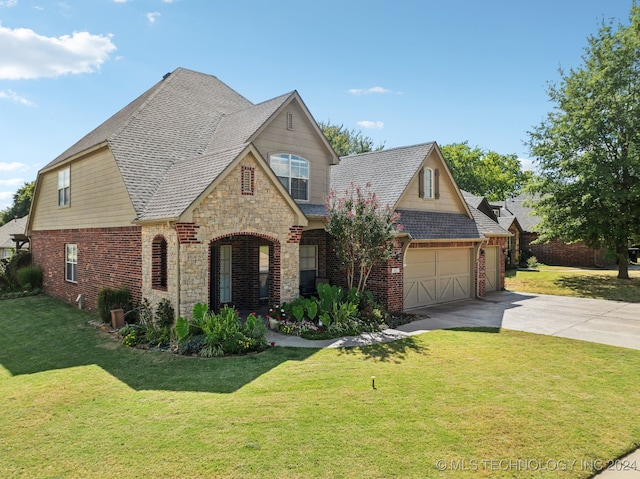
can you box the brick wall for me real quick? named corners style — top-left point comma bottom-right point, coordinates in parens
top-left (31, 226), bottom-right (142, 311)
top-left (367, 239), bottom-right (404, 313)
top-left (521, 232), bottom-right (604, 267)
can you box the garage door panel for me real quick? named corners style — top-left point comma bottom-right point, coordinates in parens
top-left (404, 247), bottom-right (471, 309)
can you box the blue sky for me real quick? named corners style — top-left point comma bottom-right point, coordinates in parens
top-left (0, 0), bottom-right (634, 210)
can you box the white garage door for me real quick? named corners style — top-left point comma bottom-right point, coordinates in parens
top-left (404, 247), bottom-right (472, 309)
top-left (485, 246), bottom-right (499, 292)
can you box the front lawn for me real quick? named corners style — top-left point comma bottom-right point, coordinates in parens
top-left (505, 266), bottom-right (640, 302)
top-left (1, 295), bottom-right (640, 478)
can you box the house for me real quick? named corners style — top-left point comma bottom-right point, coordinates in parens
top-left (491, 195), bottom-right (604, 267)
top-left (461, 191), bottom-right (522, 266)
top-left (27, 67), bottom-right (510, 317)
top-left (0, 216), bottom-right (28, 259)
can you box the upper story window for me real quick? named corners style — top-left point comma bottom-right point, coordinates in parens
top-left (269, 153), bottom-right (309, 201)
top-left (419, 167), bottom-right (439, 200)
top-left (58, 167), bottom-right (70, 206)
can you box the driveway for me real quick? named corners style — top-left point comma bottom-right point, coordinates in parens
top-left (402, 291), bottom-right (640, 350)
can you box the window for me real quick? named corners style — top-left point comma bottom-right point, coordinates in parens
top-left (152, 236), bottom-right (168, 289)
top-left (259, 245), bottom-right (269, 299)
top-left (299, 245), bottom-right (317, 296)
top-left (286, 112), bottom-right (293, 130)
top-left (58, 167), bottom-right (70, 206)
top-left (65, 244), bottom-right (77, 283)
top-left (419, 167), bottom-right (439, 199)
top-left (269, 153), bottom-right (309, 201)
top-left (219, 245), bottom-right (232, 304)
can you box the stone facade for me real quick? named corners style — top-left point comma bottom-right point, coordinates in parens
top-left (141, 224), bottom-right (179, 314)
top-left (175, 153), bottom-right (303, 317)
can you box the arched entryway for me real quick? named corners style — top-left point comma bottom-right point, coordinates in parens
top-left (208, 234), bottom-right (280, 311)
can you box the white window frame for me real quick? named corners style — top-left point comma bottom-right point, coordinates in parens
top-left (58, 167), bottom-right (70, 206)
top-left (423, 167), bottom-right (433, 199)
top-left (65, 243), bottom-right (77, 283)
top-left (269, 153), bottom-right (309, 201)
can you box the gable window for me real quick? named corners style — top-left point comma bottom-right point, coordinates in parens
top-left (65, 243), bottom-right (77, 283)
top-left (269, 153), bottom-right (309, 201)
top-left (152, 236), bottom-right (168, 289)
top-left (419, 167), bottom-right (439, 199)
top-left (58, 167), bottom-right (70, 206)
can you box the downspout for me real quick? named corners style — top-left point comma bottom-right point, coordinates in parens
top-left (173, 222), bottom-right (181, 318)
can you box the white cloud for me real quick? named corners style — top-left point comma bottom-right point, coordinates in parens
top-left (519, 157), bottom-right (536, 171)
top-left (357, 120), bottom-right (384, 130)
top-left (348, 86), bottom-right (392, 95)
top-left (0, 162), bottom-right (28, 172)
top-left (0, 89), bottom-right (35, 106)
top-left (162, 0), bottom-right (177, 3)
top-left (0, 25), bottom-right (116, 80)
top-left (0, 178), bottom-right (25, 186)
top-left (146, 12), bottom-right (160, 23)
top-left (0, 0), bottom-right (18, 7)
top-left (113, 0), bottom-right (129, 2)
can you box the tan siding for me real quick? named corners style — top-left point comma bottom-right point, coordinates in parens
top-left (253, 100), bottom-right (332, 204)
top-left (31, 147), bottom-right (136, 230)
top-left (396, 149), bottom-right (468, 213)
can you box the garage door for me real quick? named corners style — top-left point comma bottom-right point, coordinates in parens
top-left (485, 246), bottom-right (499, 292)
top-left (404, 247), bottom-right (472, 309)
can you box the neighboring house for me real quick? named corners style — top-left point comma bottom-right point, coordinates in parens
top-left (461, 191), bottom-right (522, 266)
top-left (0, 216), bottom-right (28, 259)
top-left (490, 195), bottom-right (604, 267)
top-left (27, 67), bottom-right (510, 317)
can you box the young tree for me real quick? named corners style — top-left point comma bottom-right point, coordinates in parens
top-left (440, 142), bottom-right (532, 201)
top-left (324, 183), bottom-right (399, 293)
top-left (527, 5), bottom-right (640, 279)
top-left (318, 121), bottom-right (385, 157)
top-left (0, 181), bottom-right (35, 226)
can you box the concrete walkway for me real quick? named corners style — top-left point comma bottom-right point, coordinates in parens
top-left (266, 291), bottom-right (640, 478)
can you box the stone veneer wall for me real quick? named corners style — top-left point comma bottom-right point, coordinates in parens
top-left (141, 224), bottom-right (179, 314)
top-left (31, 226), bottom-right (142, 311)
top-left (177, 153), bottom-right (302, 317)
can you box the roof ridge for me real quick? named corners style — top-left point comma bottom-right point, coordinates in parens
top-left (340, 141), bottom-right (436, 159)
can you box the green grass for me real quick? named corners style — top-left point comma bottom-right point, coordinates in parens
top-left (505, 266), bottom-right (640, 302)
top-left (2, 295), bottom-right (640, 478)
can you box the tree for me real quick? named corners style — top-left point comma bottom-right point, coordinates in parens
top-left (0, 181), bottom-right (35, 226)
top-left (527, 5), bottom-right (640, 280)
top-left (318, 121), bottom-right (385, 157)
top-left (440, 142), bottom-right (533, 201)
top-left (324, 183), bottom-right (399, 293)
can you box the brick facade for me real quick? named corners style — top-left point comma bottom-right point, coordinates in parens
top-left (31, 226), bottom-right (142, 311)
top-left (521, 232), bottom-right (604, 267)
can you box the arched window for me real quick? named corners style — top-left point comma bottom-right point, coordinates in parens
top-left (152, 236), bottom-right (168, 289)
top-left (269, 153), bottom-right (309, 201)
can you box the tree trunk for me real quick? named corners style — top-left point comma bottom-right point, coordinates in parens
top-left (617, 243), bottom-right (630, 280)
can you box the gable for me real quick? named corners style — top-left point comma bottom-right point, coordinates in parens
top-left (30, 146), bottom-right (136, 231)
top-left (252, 97), bottom-right (336, 205)
top-left (395, 147), bottom-right (469, 214)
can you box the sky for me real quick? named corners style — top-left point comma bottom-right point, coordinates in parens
top-left (0, 0), bottom-right (635, 211)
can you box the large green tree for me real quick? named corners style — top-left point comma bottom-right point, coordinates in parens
top-left (440, 142), bottom-right (532, 201)
top-left (527, 5), bottom-right (640, 280)
top-left (0, 181), bottom-right (34, 226)
top-left (318, 121), bottom-right (385, 157)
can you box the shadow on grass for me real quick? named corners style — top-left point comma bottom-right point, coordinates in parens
top-left (0, 295), bottom-right (316, 393)
top-left (336, 335), bottom-right (429, 363)
top-left (554, 275), bottom-right (640, 303)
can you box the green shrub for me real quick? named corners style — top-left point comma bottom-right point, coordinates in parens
top-left (97, 287), bottom-right (132, 323)
top-left (0, 252), bottom-right (32, 291)
top-left (527, 256), bottom-right (542, 269)
top-left (16, 265), bottom-right (43, 290)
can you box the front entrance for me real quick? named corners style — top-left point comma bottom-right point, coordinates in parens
top-left (209, 235), bottom-right (280, 311)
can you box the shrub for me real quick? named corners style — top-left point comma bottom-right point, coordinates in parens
top-left (16, 265), bottom-right (43, 290)
top-left (0, 252), bottom-right (32, 291)
top-left (97, 287), bottom-right (132, 323)
top-left (527, 256), bottom-right (542, 269)
top-left (176, 304), bottom-right (267, 357)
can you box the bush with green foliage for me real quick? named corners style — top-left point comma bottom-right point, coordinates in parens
top-left (16, 265), bottom-right (43, 290)
top-left (0, 252), bottom-right (32, 291)
top-left (526, 256), bottom-right (542, 269)
top-left (175, 304), bottom-right (267, 357)
top-left (97, 287), bottom-right (132, 323)
top-left (119, 298), bottom-right (175, 349)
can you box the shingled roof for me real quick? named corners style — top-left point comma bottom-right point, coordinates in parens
top-left (396, 210), bottom-right (481, 240)
top-left (41, 68), bottom-right (304, 221)
top-left (490, 194), bottom-right (540, 232)
top-left (331, 143), bottom-right (436, 209)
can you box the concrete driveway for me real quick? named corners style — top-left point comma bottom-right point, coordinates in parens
top-left (402, 291), bottom-right (640, 350)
